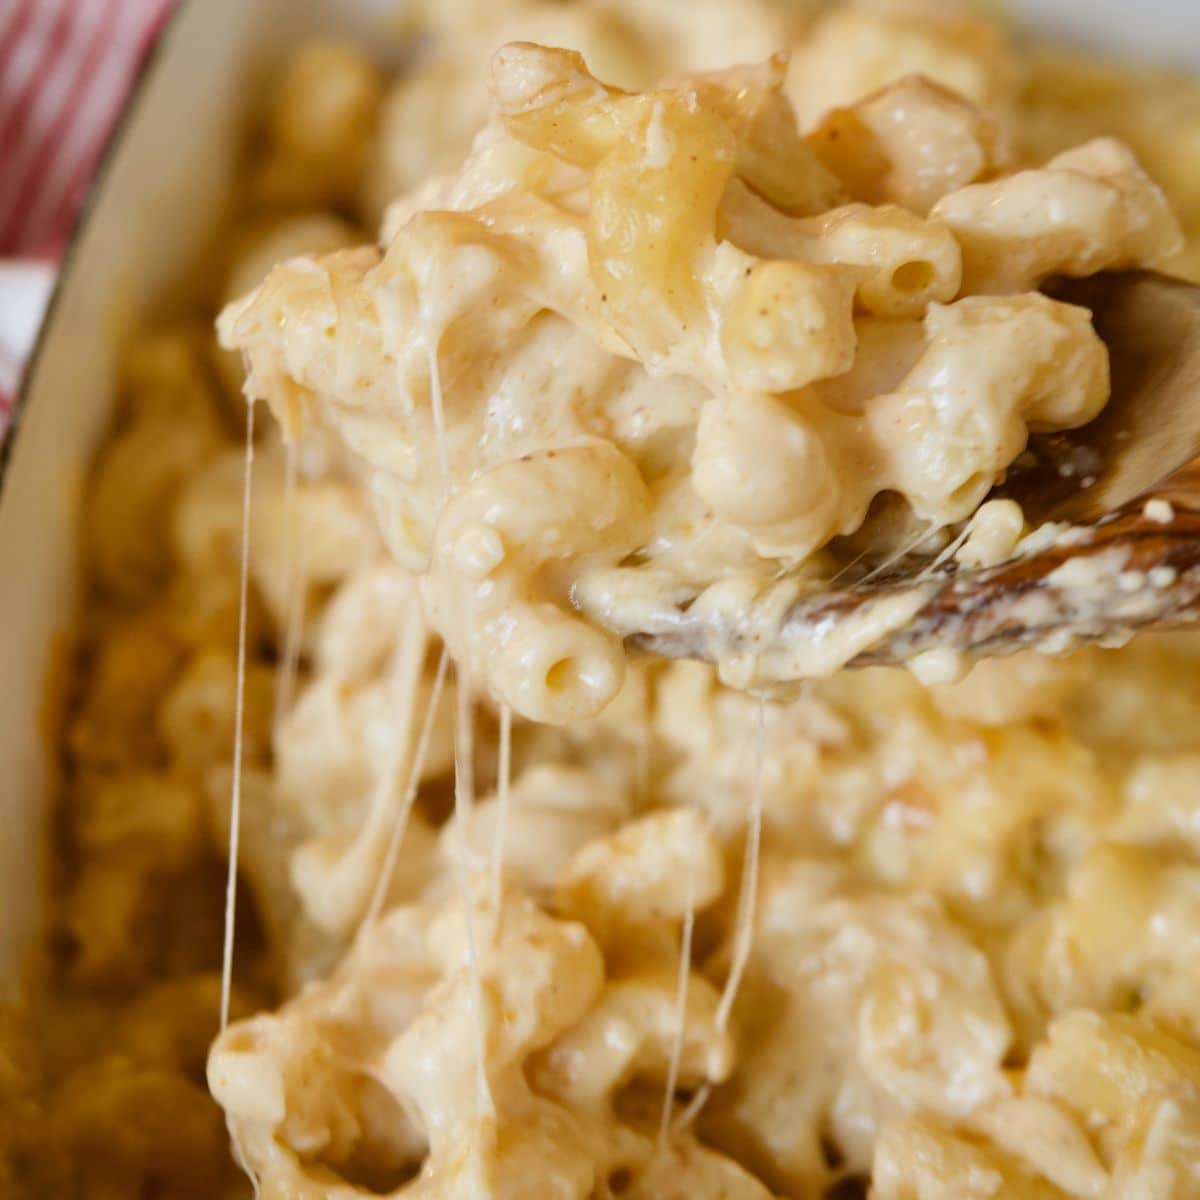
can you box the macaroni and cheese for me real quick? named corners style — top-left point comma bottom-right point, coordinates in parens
top-left (7, 3), bottom-right (1200, 1199)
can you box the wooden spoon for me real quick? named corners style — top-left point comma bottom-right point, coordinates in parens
top-left (580, 271), bottom-right (1200, 681)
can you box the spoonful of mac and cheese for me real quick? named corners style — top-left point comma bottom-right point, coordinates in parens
top-left (221, 42), bottom-right (1198, 722)
top-left (585, 269), bottom-right (1200, 687)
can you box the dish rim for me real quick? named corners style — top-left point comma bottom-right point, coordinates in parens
top-left (0, 0), bottom-right (190, 502)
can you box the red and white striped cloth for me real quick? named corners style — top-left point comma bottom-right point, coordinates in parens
top-left (0, 0), bottom-right (173, 423)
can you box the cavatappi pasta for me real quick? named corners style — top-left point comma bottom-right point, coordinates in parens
top-left (7, 2), bottom-right (1200, 1199)
top-left (220, 32), bottom-right (1181, 722)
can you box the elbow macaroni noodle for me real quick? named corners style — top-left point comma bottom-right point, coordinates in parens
top-left (10, 3), bottom-right (1200, 1199)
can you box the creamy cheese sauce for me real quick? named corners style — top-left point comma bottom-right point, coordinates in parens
top-left (8, 3), bottom-right (1200, 1199)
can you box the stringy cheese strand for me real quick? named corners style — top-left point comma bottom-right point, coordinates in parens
top-left (453, 659), bottom-right (494, 1116)
top-left (676, 701), bottom-right (767, 1137)
top-left (716, 695), bottom-right (766, 1031)
top-left (660, 813), bottom-right (698, 1145)
top-left (351, 592), bottom-right (427, 925)
top-left (424, 319), bottom-right (492, 1108)
top-left (428, 341), bottom-right (450, 488)
top-left (490, 703), bottom-right (512, 917)
top-left (273, 440), bottom-right (307, 736)
top-left (220, 398), bottom-right (255, 1031)
top-left (860, 521), bottom-right (939, 585)
top-left (674, 1082), bottom-right (711, 1135)
top-left (635, 675), bottom-right (651, 807)
top-left (361, 646), bottom-right (451, 933)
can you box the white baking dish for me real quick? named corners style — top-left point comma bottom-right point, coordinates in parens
top-left (0, 0), bottom-right (414, 993)
top-left (1, 0), bottom-right (1198, 992)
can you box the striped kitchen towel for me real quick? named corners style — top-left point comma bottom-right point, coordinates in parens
top-left (0, 0), bottom-right (173, 421)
